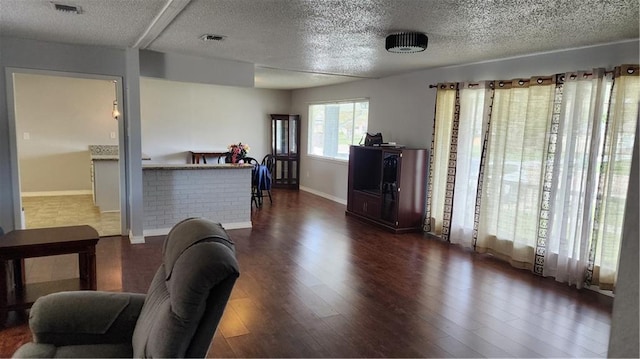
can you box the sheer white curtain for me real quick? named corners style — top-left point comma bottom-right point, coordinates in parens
top-left (476, 79), bottom-right (555, 269)
top-left (427, 66), bottom-right (638, 289)
top-left (543, 70), bottom-right (613, 287)
top-left (588, 67), bottom-right (640, 289)
top-left (449, 84), bottom-right (490, 248)
top-left (427, 85), bottom-right (456, 235)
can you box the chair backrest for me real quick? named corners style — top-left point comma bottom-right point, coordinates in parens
top-left (254, 165), bottom-right (272, 190)
top-left (218, 152), bottom-right (232, 163)
top-left (131, 218), bottom-right (240, 358)
top-left (243, 157), bottom-right (259, 166)
top-left (261, 154), bottom-right (275, 174)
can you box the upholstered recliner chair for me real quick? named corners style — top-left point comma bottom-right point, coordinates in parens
top-left (13, 218), bottom-right (240, 358)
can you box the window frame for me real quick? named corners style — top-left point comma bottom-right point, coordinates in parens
top-left (306, 98), bottom-right (369, 162)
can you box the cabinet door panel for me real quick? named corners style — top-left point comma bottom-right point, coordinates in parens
top-left (380, 152), bottom-right (400, 224)
top-left (352, 192), bottom-right (381, 219)
top-left (271, 114), bottom-right (300, 189)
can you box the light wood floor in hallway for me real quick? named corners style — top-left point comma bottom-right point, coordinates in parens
top-left (20, 194), bottom-right (120, 285)
top-left (22, 194), bottom-right (120, 236)
top-left (2, 189), bottom-right (613, 357)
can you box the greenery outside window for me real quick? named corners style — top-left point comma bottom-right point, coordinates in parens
top-left (308, 100), bottom-right (369, 160)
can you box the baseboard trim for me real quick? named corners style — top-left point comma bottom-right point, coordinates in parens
top-left (142, 221), bottom-right (252, 238)
top-left (21, 190), bottom-right (93, 197)
top-left (143, 228), bottom-right (171, 237)
top-left (128, 230), bottom-right (146, 244)
top-left (299, 186), bottom-right (347, 205)
top-left (222, 221), bottom-right (253, 230)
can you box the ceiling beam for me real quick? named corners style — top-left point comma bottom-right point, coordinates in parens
top-left (132, 0), bottom-right (191, 49)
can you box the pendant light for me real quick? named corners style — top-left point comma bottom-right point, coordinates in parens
top-left (112, 81), bottom-right (120, 120)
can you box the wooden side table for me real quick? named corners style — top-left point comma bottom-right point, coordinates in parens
top-left (0, 225), bottom-right (100, 324)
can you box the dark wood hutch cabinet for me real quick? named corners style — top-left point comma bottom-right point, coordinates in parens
top-left (346, 145), bottom-right (428, 233)
top-left (270, 114), bottom-right (300, 189)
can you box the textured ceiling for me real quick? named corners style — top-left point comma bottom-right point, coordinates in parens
top-left (1, 0), bottom-right (638, 89)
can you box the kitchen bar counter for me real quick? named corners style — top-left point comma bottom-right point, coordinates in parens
top-left (89, 145), bottom-right (149, 213)
top-left (142, 163), bottom-right (252, 170)
top-left (142, 164), bottom-right (252, 236)
top-left (89, 145), bottom-right (120, 212)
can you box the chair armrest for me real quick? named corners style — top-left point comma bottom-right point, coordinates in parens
top-left (29, 291), bottom-right (146, 346)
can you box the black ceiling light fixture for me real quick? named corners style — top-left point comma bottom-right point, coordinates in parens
top-left (385, 32), bottom-right (428, 53)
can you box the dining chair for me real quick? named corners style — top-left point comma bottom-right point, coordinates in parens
top-left (259, 155), bottom-right (275, 204)
top-left (218, 152), bottom-right (232, 163)
top-left (239, 157), bottom-right (262, 208)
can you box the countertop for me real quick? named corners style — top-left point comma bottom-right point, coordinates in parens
top-left (89, 145), bottom-right (150, 161)
top-left (142, 163), bottom-right (253, 170)
top-left (91, 154), bottom-right (119, 161)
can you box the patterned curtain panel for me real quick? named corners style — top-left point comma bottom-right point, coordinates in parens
top-left (541, 69), bottom-right (613, 288)
top-left (475, 77), bottom-right (556, 269)
top-left (425, 64), bottom-right (639, 290)
top-left (586, 65), bottom-right (639, 290)
top-left (424, 84), bottom-right (457, 235)
top-left (425, 82), bottom-right (491, 246)
top-left (449, 83), bottom-right (492, 248)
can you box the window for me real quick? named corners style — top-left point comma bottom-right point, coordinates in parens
top-left (308, 100), bottom-right (369, 160)
top-left (427, 66), bottom-right (639, 291)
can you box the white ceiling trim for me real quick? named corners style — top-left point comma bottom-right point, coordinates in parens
top-left (257, 65), bottom-right (376, 80)
top-left (132, 0), bottom-right (191, 49)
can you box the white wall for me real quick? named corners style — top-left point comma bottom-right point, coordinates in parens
top-left (0, 37), bottom-right (130, 233)
top-left (607, 113), bottom-right (639, 358)
top-left (292, 40), bottom-right (640, 202)
top-left (140, 50), bottom-right (254, 88)
top-left (14, 73), bottom-right (118, 193)
top-left (140, 77), bottom-right (291, 163)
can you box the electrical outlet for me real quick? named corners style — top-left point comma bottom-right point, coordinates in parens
top-left (110, 132), bottom-right (116, 139)
top-left (23, 132), bottom-right (30, 140)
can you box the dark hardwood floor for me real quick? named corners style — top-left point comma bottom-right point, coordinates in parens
top-left (1, 189), bottom-right (613, 357)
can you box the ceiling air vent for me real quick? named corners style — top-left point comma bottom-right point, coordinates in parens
top-left (52, 3), bottom-right (83, 14)
top-left (201, 34), bottom-right (226, 42)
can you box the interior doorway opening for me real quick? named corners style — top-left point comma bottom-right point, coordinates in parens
top-left (8, 69), bottom-right (125, 237)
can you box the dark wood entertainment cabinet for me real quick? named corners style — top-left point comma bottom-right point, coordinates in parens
top-left (346, 145), bottom-right (428, 233)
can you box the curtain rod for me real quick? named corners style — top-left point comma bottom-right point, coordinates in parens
top-left (429, 83), bottom-right (480, 89)
top-left (430, 69), bottom-right (621, 89)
